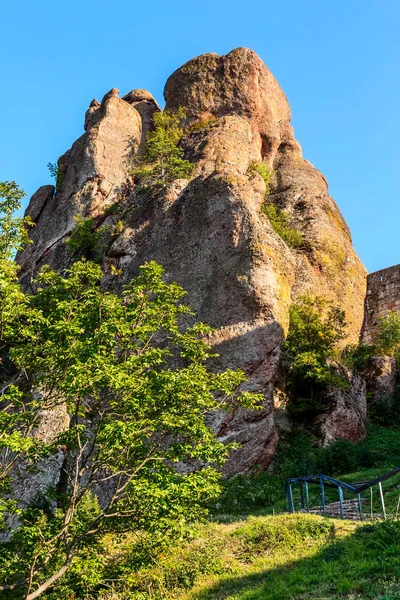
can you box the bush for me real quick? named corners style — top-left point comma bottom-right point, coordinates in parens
top-left (234, 513), bottom-right (333, 561)
top-left (47, 161), bottom-right (63, 193)
top-left (262, 202), bottom-right (303, 249)
top-left (247, 162), bottom-right (272, 196)
top-left (212, 472), bottom-right (282, 515)
top-left (66, 216), bottom-right (120, 261)
top-left (132, 107), bottom-right (194, 189)
top-left (66, 216), bottom-right (99, 257)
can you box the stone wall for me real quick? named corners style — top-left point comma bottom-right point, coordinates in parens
top-left (362, 264), bottom-right (400, 344)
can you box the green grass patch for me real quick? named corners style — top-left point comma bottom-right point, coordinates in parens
top-left (261, 202), bottom-right (303, 249)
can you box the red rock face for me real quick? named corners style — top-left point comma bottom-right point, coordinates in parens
top-left (18, 48), bottom-right (368, 473)
top-left (317, 367), bottom-right (367, 446)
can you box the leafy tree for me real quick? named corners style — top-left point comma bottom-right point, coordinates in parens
top-left (376, 312), bottom-right (400, 357)
top-left (132, 107), bottom-right (194, 188)
top-left (47, 163), bottom-right (62, 193)
top-left (0, 185), bottom-right (261, 598)
top-left (285, 295), bottom-right (348, 417)
top-left (0, 181), bottom-right (33, 375)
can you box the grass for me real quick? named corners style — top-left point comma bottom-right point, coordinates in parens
top-left (46, 425), bottom-right (400, 599)
top-left (98, 514), bottom-right (400, 600)
top-left (186, 518), bottom-right (400, 600)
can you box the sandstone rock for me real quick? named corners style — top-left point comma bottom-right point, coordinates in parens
top-left (270, 153), bottom-right (367, 343)
top-left (165, 47), bottom-right (300, 165)
top-left (166, 48), bottom-right (367, 343)
top-left (365, 355), bottom-right (397, 407)
top-left (84, 98), bottom-right (101, 131)
top-left (318, 368), bottom-right (367, 445)
top-left (25, 185), bottom-right (55, 222)
top-left (122, 89), bottom-right (160, 149)
top-left (18, 48), bottom-right (369, 473)
top-left (18, 88), bottom-right (143, 283)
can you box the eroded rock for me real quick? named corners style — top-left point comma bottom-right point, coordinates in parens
top-left (18, 48), bottom-right (369, 473)
top-left (318, 368), bottom-right (367, 445)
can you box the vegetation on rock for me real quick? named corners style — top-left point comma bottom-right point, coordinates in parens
top-left (132, 107), bottom-right (194, 189)
top-left (261, 202), bottom-right (303, 249)
top-left (47, 162), bottom-right (63, 193)
top-left (247, 162), bottom-right (303, 249)
top-left (284, 295), bottom-right (348, 419)
top-left (66, 215), bottom-right (122, 262)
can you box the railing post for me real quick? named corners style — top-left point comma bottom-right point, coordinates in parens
top-left (299, 481), bottom-right (305, 510)
top-left (378, 482), bottom-right (386, 520)
top-left (357, 493), bottom-right (363, 520)
top-left (305, 481), bottom-right (310, 512)
top-left (370, 487), bottom-right (373, 519)
top-left (338, 485), bottom-right (344, 518)
top-left (320, 476), bottom-right (326, 514)
top-left (288, 484), bottom-right (294, 513)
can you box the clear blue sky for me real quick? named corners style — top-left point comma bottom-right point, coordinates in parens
top-left (1, 0), bottom-right (399, 273)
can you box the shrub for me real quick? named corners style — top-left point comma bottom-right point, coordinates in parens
top-left (66, 216), bottom-right (121, 261)
top-left (47, 161), bottom-right (63, 193)
top-left (285, 295), bottom-right (348, 419)
top-left (234, 513), bottom-right (333, 561)
top-left (247, 162), bottom-right (272, 196)
top-left (262, 202), bottom-right (303, 248)
top-left (212, 472), bottom-right (282, 515)
top-left (66, 215), bottom-right (99, 257)
top-left (132, 107), bottom-right (194, 189)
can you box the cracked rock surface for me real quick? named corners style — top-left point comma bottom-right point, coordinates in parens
top-left (18, 48), bottom-right (368, 473)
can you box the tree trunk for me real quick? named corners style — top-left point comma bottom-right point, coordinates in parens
top-left (25, 560), bottom-right (72, 600)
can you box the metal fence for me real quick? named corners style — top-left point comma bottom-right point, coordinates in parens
top-left (285, 466), bottom-right (400, 520)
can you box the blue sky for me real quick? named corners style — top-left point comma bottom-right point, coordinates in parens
top-left (1, 0), bottom-right (399, 272)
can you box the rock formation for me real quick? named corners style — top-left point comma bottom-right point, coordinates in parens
top-left (17, 48), bottom-right (368, 474)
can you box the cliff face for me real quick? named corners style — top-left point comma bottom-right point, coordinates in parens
top-left (18, 48), bottom-right (368, 474)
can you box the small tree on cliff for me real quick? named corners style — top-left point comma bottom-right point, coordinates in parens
top-left (132, 107), bottom-right (194, 188)
top-left (376, 312), bottom-right (400, 357)
top-left (0, 182), bottom-right (261, 599)
top-left (285, 295), bottom-right (348, 418)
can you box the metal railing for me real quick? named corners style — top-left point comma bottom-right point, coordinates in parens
top-left (285, 466), bottom-right (400, 519)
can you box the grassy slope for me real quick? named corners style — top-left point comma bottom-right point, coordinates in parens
top-left (106, 513), bottom-right (400, 600)
top-left (102, 425), bottom-right (400, 600)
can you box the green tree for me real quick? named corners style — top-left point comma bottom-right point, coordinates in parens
top-left (0, 181), bottom-right (34, 376)
top-left (132, 107), bottom-right (194, 188)
top-left (376, 312), bottom-right (400, 357)
top-left (0, 187), bottom-right (261, 598)
top-left (285, 295), bottom-right (348, 416)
